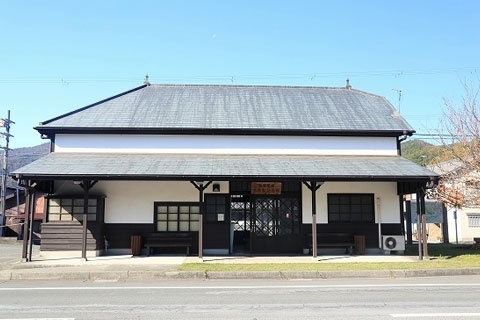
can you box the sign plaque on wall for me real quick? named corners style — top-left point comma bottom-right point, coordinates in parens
top-left (251, 182), bottom-right (282, 195)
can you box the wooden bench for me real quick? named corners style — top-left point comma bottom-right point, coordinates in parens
top-left (473, 237), bottom-right (480, 249)
top-left (143, 232), bottom-right (193, 256)
top-left (306, 232), bottom-right (355, 254)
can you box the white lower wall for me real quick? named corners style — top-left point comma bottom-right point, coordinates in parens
top-left (302, 182), bottom-right (400, 224)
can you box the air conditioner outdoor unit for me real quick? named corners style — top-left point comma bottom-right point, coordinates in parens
top-left (382, 235), bottom-right (405, 251)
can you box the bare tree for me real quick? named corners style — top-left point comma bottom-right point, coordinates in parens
top-left (429, 78), bottom-right (480, 207)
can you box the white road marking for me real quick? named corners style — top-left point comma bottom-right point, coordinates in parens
top-left (0, 318), bottom-right (75, 320)
top-left (392, 313), bottom-right (480, 318)
top-left (1, 283), bottom-right (480, 291)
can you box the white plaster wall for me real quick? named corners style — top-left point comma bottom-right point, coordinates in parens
top-left (54, 134), bottom-right (398, 156)
top-left (446, 206), bottom-right (480, 243)
top-left (53, 180), bottom-right (230, 224)
top-left (302, 182), bottom-right (400, 224)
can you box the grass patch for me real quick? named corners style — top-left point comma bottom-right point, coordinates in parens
top-left (178, 243), bottom-right (480, 272)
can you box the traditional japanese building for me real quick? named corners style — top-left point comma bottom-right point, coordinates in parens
top-left (12, 82), bottom-right (438, 259)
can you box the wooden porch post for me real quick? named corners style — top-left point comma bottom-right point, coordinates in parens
top-left (20, 180), bottom-right (38, 262)
top-left (441, 203), bottom-right (449, 243)
top-left (81, 181), bottom-right (88, 260)
top-left (405, 198), bottom-right (413, 245)
top-left (303, 181), bottom-right (323, 258)
top-left (420, 190), bottom-right (428, 258)
top-left (21, 185), bottom-right (32, 261)
top-left (78, 180), bottom-right (97, 261)
top-left (416, 190), bottom-right (423, 260)
top-left (191, 181), bottom-right (212, 259)
top-left (27, 191), bottom-right (36, 262)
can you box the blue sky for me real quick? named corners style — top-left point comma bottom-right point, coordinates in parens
top-left (1, 1), bottom-right (479, 148)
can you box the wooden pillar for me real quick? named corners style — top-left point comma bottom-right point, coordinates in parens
top-left (198, 184), bottom-right (204, 259)
top-left (27, 192), bottom-right (36, 262)
top-left (191, 181), bottom-right (212, 259)
top-left (311, 185), bottom-right (317, 258)
top-left (420, 192), bottom-right (428, 258)
top-left (405, 199), bottom-right (413, 245)
top-left (77, 180), bottom-right (97, 261)
top-left (441, 202), bottom-right (449, 243)
top-left (81, 181), bottom-right (88, 260)
top-left (416, 190), bottom-right (423, 260)
top-left (303, 181), bottom-right (323, 258)
top-left (21, 187), bottom-right (32, 261)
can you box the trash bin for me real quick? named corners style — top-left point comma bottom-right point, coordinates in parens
top-left (354, 235), bottom-right (365, 255)
top-left (131, 235), bottom-right (142, 256)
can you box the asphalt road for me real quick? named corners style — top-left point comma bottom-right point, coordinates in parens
top-left (1, 276), bottom-right (480, 319)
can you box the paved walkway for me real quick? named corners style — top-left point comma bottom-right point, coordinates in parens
top-left (1, 242), bottom-right (479, 281)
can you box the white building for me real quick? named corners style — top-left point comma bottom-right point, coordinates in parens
top-left (12, 82), bottom-right (438, 258)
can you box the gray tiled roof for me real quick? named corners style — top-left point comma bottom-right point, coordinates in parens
top-left (38, 84), bottom-right (414, 133)
top-left (12, 153), bottom-right (437, 181)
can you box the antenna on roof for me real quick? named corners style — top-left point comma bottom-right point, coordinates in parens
top-left (345, 78), bottom-right (352, 89)
top-left (392, 88), bottom-right (402, 113)
top-left (143, 74), bottom-right (151, 86)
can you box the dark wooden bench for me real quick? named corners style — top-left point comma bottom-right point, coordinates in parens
top-left (473, 237), bottom-right (480, 249)
top-left (143, 232), bottom-right (193, 256)
top-left (306, 232), bottom-right (355, 254)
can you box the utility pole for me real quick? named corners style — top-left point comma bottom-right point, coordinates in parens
top-left (0, 110), bottom-right (14, 237)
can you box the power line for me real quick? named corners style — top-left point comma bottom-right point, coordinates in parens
top-left (0, 66), bottom-right (478, 84)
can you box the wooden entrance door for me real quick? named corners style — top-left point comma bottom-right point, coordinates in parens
top-left (203, 194), bottom-right (231, 254)
top-left (251, 196), bottom-right (301, 253)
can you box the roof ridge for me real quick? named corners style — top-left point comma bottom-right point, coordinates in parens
top-left (149, 83), bottom-right (347, 90)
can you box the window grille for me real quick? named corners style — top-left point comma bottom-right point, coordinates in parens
top-left (468, 214), bottom-right (480, 227)
top-left (328, 194), bottom-right (375, 223)
top-left (154, 202), bottom-right (200, 232)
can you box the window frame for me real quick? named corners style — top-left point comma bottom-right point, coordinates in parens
top-left (327, 193), bottom-right (375, 223)
top-left (154, 201), bottom-right (200, 232)
top-left (467, 214), bottom-right (480, 228)
top-left (47, 196), bottom-right (99, 223)
top-left (204, 194), bottom-right (229, 223)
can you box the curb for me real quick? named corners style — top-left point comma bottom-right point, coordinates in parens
top-left (1, 267), bottom-right (480, 281)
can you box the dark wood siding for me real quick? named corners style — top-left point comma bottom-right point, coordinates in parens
top-left (104, 223), bottom-right (153, 249)
top-left (301, 223), bottom-right (402, 248)
top-left (251, 234), bottom-right (302, 253)
top-left (203, 194), bottom-right (230, 251)
top-left (104, 223), bottom-right (199, 254)
top-left (203, 223), bottom-right (230, 250)
top-left (41, 222), bottom-right (103, 251)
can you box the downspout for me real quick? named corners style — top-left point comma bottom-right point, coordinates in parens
top-left (397, 131), bottom-right (411, 155)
